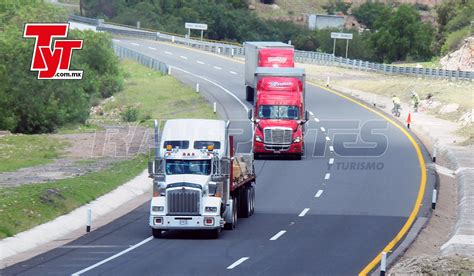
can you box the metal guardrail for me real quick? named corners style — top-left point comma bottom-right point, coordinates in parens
top-left (113, 44), bottom-right (168, 75)
top-left (70, 14), bottom-right (473, 81)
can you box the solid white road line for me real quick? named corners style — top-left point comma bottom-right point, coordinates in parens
top-left (325, 173), bottom-right (331, 180)
top-left (329, 146), bottom-right (334, 152)
top-left (315, 190), bottom-right (324, 198)
top-left (329, 158), bottom-right (334, 165)
top-left (72, 236), bottom-right (153, 276)
top-left (298, 208), bottom-right (310, 217)
top-left (314, 117), bottom-right (320, 122)
top-left (131, 42), bottom-right (140, 46)
top-left (227, 257), bottom-right (250, 269)
top-left (320, 127), bottom-right (326, 132)
top-left (164, 51), bottom-right (172, 55)
top-left (196, 60), bottom-right (205, 64)
top-left (170, 66), bottom-right (249, 112)
top-left (147, 46), bottom-right (156, 50)
top-left (229, 71), bottom-right (238, 75)
top-left (270, 230), bottom-right (287, 241)
top-left (213, 66), bottom-right (222, 70)
top-left (180, 55), bottom-right (188, 59)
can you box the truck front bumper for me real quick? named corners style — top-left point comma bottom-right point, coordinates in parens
top-left (253, 140), bottom-right (303, 154)
top-left (149, 214), bottom-right (221, 230)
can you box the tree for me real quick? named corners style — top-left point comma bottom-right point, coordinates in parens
top-left (352, 2), bottom-right (390, 30)
top-left (371, 5), bottom-right (434, 62)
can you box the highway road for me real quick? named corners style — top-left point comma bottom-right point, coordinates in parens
top-left (1, 37), bottom-right (435, 275)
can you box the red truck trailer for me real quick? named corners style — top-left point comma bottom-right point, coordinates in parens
top-left (244, 41), bottom-right (294, 103)
top-left (247, 67), bottom-right (308, 160)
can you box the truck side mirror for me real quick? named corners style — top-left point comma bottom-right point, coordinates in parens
top-left (148, 160), bottom-right (154, 178)
top-left (247, 109), bottom-right (253, 121)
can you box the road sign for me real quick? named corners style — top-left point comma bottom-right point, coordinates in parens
top-left (331, 32), bottom-right (353, 40)
top-left (185, 22), bottom-right (208, 30)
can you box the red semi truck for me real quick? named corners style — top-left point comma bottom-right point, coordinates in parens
top-left (244, 41), bottom-right (294, 103)
top-left (247, 67), bottom-right (308, 160)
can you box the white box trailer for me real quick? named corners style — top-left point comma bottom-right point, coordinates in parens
top-left (148, 119), bottom-right (256, 238)
top-left (244, 41), bottom-right (294, 102)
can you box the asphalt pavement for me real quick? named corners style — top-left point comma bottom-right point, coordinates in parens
top-left (1, 37), bottom-right (435, 275)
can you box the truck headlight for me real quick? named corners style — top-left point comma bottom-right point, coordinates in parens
top-left (205, 206), bottom-right (218, 212)
top-left (255, 135), bottom-right (263, 142)
top-left (293, 136), bottom-right (301, 143)
top-left (152, 206), bottom-right (164, 212)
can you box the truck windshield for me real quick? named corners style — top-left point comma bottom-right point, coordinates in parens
top-left (258, 105), bottom-right (299, 119)
top-left (165, 159), bottom-right (211, 175)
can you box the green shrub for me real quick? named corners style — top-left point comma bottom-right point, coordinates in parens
top-left (441, 26), bottom-right (470, 55)
top-left (121, 107), bottom-right (139, 122)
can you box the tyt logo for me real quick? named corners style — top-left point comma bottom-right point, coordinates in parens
top-left (23, 23), bottom-right (83, 79)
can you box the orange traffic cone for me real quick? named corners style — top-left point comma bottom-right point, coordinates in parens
top-left (406, 112), bottom-right (411, 128)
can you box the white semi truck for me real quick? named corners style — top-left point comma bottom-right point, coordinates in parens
top-left (148, 119), bottom-right (256, 238)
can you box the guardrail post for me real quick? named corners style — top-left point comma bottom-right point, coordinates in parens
top-left (380, 252), bottom-right (387, 275)
top-left (432, 189), bottom-right (437, 209)
top-left (86, 208), bottom-right (92, 232)
top-left (168, 66), bottom-right (171, 75)
top-left (231, 48), bottom-right (234, 58)
top-left (196, 83), bottom-right (200, 92)
top-left (213, 102), bottom-right (217, 113)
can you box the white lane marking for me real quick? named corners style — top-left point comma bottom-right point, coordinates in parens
top-left (309, 111), bottom-right (314, 116)
top-left (315, 190), bottom-right (324, 198)
top-left (270, 230), bottom-right (287, 241)
top-left (147, 46), bottom-right (157, 50)
top-left (131, 42), bottom-right (140, 46)
top-left (325, 136), bottom-right (331, 141)
top-left (329, 158), bottom-right (334, 165)
top-left (196, 60), bottom-right (205, 64)
top-left (298, 208), bottom-right (310, 217)
top-left (170, 66), bottom-right (249, 112)
top-left (325, 173), bottom-right (331, 180)
top-left (227, 257), bottom-right (250, 269)
top-left (71, 236), bottom-right (153, 276)
top-left (180, 55), bottom-right (188, 59)
top-left (213, 66), bottom-right (222, 70)
top-left (329, 146), bottom-right (334, 152)
top-left (320, 127), bottom-right (326, 132)
top-left (314, 117), bottom-right (320, 122)
top-left (229, 70), bottom-right (238, 75)
top-left (112, 39), bottom-right (121, 42)
top-left (164, 51), bottom-right (172, 55)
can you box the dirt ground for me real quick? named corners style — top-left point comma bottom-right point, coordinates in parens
top-left (0, 124), bottom-right (150, 187)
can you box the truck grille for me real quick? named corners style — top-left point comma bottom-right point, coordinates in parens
top-left (264, 128), bottom-right (292, 145)
top-left (167, 188), bottom-right (200, 215)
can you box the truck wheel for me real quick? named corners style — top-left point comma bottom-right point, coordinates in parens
top-left (238, 186), bottom-right (251, 218)
top-left (253, 153), bottom-right (260, 160)
top-left (250, 185), bottom-right (255, 215)
top-left (210, 228), bottom-right (221, 239)
top-left (294, 153), bottom-right (302, 160)
top-left (245, 86), bottom-right (254, 103)
top-left (152, 228), bottom-right (162, 238)
top-left (225, 198), bottom-right (238, 230)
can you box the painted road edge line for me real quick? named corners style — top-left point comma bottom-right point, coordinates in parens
top-left (71, 236), bottom-right (153, 275)
top-left (315, 190), bottom-right (323, 198)
top-left (298, 208), bottom-right (310, 217)
top-left (269, 230), bottom-right (286, 241)
top-left (227, 257), bottom-right (250, 269)
top-left (307, 82), bottom-right (427, 275)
